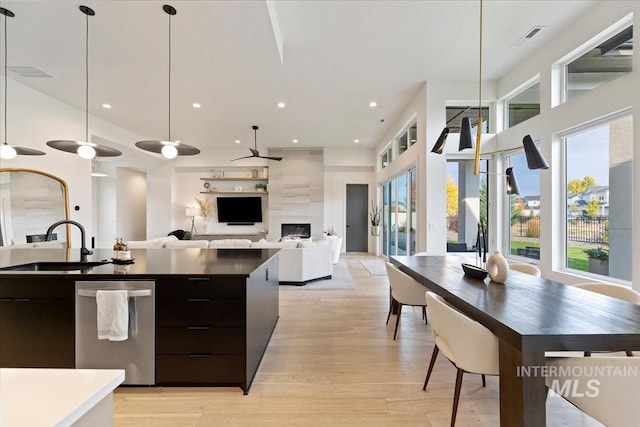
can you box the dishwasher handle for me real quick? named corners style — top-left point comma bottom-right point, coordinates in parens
top-left (77, 289), bottom-right (152, 298)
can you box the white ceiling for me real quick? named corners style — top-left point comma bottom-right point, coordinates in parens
top-left (2, 0), bottom-right (599, 153)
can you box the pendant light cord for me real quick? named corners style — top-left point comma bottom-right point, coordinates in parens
top-left (3, 12), bottom-right (7, 145)
top-left (85, 9), bottom-right (89, 143)
top-left (168, 11), bottom-right (171, 141)
top-left (473, 0), bottom-right (483, 175)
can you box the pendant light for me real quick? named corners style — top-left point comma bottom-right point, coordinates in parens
top-left (46, 6), bottom-right (121, 159)
top-left (0, 7), bottom-right (45, 159)
top-left (135, 4), bottom-right (200, 159)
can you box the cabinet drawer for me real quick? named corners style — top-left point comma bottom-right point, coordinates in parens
top-left (156, 298), bottom-right (244, 326)
top-left (0, 278), bottom-right (74, 299)
top-left (156, 277), bottom-right (245, 299)
top-left (156, 355), bottom-right (244, 384)
top-left (157, 326), bottom-right (244, 354)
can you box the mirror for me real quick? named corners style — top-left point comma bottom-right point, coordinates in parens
top-left (0, 168), bottom-right (70, 246)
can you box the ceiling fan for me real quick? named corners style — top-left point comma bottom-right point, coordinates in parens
top-left (231, 125), bottom-right (283, 161)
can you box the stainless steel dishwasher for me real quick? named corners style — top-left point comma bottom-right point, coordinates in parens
top-left (75, 280), bottom-right (155, 385)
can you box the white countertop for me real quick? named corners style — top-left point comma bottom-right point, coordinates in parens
top-left (0, 368), bottom-right (125, 427)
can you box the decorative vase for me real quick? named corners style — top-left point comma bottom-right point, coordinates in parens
top-left (203, 217), bottom-right (210, 234)
top-left (486, 251), bottom-right (509, 283)
top-left (371, 225), bottom-right (380, 236)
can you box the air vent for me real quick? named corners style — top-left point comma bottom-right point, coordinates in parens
top-left (8, 66), bottom-right (54, 78)
top-left (512, 26), bottom-right (545, 48)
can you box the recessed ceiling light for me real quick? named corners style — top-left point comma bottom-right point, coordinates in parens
top-left (235, 140), bottom-right (241, 144)
top-left (354, 139), bottom-right (360, 143)
top-left (102, 103), bottom-right (111, 109)
top-left (369, 101), bottom-right (377, 107)
top-left (277, 102), bottom-right (286, 108)
top-left (192, 103), bottom-right (201, 108)
top-left (292, 139), bottom-right (298, 143)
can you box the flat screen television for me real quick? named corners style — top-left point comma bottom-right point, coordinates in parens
top-left (217, 197), bottom-right (262, 224)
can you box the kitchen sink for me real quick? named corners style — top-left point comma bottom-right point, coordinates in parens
top-left (0, 261), bottom-right (111, 271)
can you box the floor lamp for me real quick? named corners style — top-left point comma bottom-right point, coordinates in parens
top-left (186, 207), bottom-right (200, 236)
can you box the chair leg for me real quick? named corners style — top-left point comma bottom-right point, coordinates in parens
top-left (386, 299), bottom-right (396, 325)
top-left (423, 306), bottom-right (428, 325)
top-left (423, 345), bottom-right (439, 391)
top-left (451, 368), bottom-right (464, 427)
top-left (481, 374), bottom-right (486, 387)
top-left (626, 350), bottom-right (634, 357)
top-left (393, 303), bottom-right (403, 340)
top-left (584, 351), bottom-right (591, 357)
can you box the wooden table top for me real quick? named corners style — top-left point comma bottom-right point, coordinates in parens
top-left (391, 255), bottom-right (640, 352)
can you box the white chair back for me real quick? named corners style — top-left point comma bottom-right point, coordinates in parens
top-left (385, 263), bottom-right (427, 306)
top-left (546, 357), bottom-right (640, 427)
top-left (573, 283), bottom-right (640, 304)
top-left (509, 263), bottom-right (541, 277)
top-left (425, 292), bottom-right (499, 375)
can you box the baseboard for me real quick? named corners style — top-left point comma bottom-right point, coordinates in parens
top-left (279, 275), bottom-right (332, 286)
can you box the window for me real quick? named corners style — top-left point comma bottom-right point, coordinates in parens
top-left (506, 152), bottom-right (541, 260)
top-left (446, 158), bottom-right (488, 252)
top-left (397, 120), bottom-right (417, 156)
top-left (565, 25), bottom-right (633, 101)
top-left (446, 106), bottom-right (490, 133)
top-left (380, 145), bottom-right (392, 169)
top-left (564, 114), bottom-right (633, 281)
top-left (506, 82), bottom-right (540, 128)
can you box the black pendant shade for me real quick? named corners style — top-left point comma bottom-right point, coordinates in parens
top-left (46, 6), bottom-right (121, 159)
top-left (505, 167), bottom-right (520, 195)
top-left (458, 117), bottom-right (474, 151)
top-left (431, 128), bottom-right (450, 154)
top-left (0, 7), bottom-right (45, 159)
top-left (135, 140), bottom-right (200, 156)
top-left (134, 4), bottom-right (200, 159)
top-left (522, 135), bottom-right (549, 170)
top-left (46, 139), bottom-right (122, 157)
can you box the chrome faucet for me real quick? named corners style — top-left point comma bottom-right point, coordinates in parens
top-left (46, 220), bottom-right (93, 262)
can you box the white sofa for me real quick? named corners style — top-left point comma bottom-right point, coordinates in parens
top-left (124, 236), bottom-right (334, 285)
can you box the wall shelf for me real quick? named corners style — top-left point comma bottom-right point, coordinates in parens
top-left (201, 177), bottom-right (268, 182)
top-left (200, 191), bottom-right (268, 195)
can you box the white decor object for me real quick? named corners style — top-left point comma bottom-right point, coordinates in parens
top-left (486, 251), bottom-right (509, 283)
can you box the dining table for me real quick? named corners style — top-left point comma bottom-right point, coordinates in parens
top-left (391, 255), bottom-right (640, 427)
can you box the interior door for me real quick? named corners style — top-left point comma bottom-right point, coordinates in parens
top-left (346, 184), bottom-right (368, 252)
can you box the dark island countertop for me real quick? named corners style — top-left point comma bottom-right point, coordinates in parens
top-left (0, 248), bottom-right (280, 278)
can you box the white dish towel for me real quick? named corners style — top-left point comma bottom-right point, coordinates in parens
top-left (96, 290), bottom-right (129, 341)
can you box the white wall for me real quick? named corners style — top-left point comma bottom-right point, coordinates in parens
top-left (493, 1), bottom-right (639, 289)
top-left (0, 79), bottom-right (149, 247)
top-left (116, 168), bottom-right (147, 242)
top-left (324, 147), bottom-right (376, 252)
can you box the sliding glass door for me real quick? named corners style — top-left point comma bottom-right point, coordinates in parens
top-left (382, 168), bottom-right (416, 257)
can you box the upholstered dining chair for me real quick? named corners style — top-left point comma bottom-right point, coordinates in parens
top-left (573, 282), bottom-right (640, 357)
top-left (385, 262), bottom-right (428, 340)
top-left (423, 291), bottom-right (499, 427)
top-left (545, 356), bottom-right (640, 427)
top-left (509, 263), bottom-right (541, 277)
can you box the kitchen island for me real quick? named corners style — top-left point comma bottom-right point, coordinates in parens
top-left (0, 247), bottom-right (279, 394)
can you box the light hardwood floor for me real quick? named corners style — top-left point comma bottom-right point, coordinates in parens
top-left (114, 253), bottom-right (602, 426)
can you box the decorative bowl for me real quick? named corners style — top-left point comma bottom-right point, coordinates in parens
top-left (461, 263), bottom-right (488, 280)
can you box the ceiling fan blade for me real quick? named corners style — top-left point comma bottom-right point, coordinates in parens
top-left (257, 155), bottom-right (283, 161)
top-left (230, 155), bottom-right (255, 161)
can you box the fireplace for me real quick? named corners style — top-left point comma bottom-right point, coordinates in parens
top-left (281, 223), bottom-right (311, 239)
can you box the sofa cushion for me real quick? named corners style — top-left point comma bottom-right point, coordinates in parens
top-left (151, 235), bottom-right (179, 243)
top-left (208, 239), bottom-right (252, 248)
top-left (126, 240), bottom-right (166, 249)
top-left (164, 240), bottom-right (209, 248)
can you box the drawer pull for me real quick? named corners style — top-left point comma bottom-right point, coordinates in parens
top-left (187, 298), bottom-right (210, 302)
top-left (188, 353), bottom-right (211, 358)
top-left (187, 326), bottom-right (211, 330)
top-left (14, 298), bottom-right (30, 302)
top-left (187, 277), bottom-right (210, 282)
